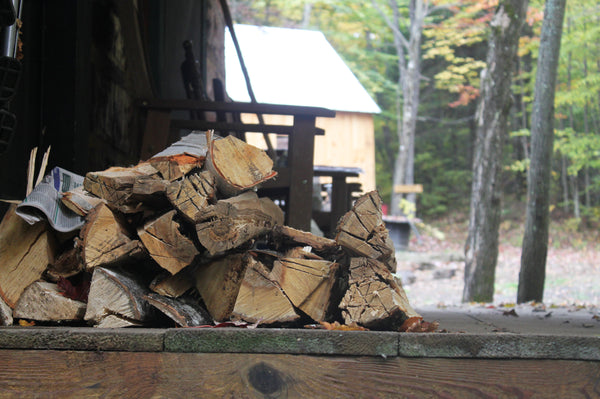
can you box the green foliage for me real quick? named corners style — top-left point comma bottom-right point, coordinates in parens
top-left (230, 0), bottom-right (600, 220)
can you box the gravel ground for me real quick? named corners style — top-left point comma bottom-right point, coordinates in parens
top-left (395, 222), bottom-right (600, 308)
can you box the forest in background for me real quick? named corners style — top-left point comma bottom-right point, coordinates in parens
top-left (229, 0), bottom-right (599, 229)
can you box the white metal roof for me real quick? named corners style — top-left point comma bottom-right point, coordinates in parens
top-left (225, 24), bottom-right (381, 114)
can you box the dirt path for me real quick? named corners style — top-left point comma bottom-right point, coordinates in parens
top-left (396, 219), bottom-right (600, 308)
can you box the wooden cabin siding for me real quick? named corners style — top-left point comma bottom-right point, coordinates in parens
top-left (243, 111), bottom-right (376, 193)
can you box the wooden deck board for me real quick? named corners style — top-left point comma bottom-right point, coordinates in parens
top-left (0, 350), bottom-right (598, 398)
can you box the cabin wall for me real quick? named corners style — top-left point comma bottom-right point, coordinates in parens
top-left (243, 112), bottom-right (376, 193)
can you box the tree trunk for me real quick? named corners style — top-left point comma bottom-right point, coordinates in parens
top-left (463, 0), bottom-right (528, 303)
top-left (385, 0), bottom-right (425, 216)
top-left (518, 0), bottom-right (567, 303)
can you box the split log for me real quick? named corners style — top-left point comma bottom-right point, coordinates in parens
top-left (146, 153), bottom-right (204, 181)
top-left (137, 210), bottom-right (199, 275)
top-left (78, 203), bottom-right (146, 271)
top-left (84, 267), bottom-right (155, 327)
top-left (144, 293), bottom-right (212, 327)
top-left (273, 225), bottom-right (338, 253)
top-left (206, 134), bottom-right (277, 197)
top-left (0, 297), bottom-right (12, 326)
top-left (61, 186), bottom-right (106, 216)
top-left (0, 205), bottom-right (56, 308)
top-left (194, 253), bottom-right (249, 322)
top-left (335, 191), bottom-right (397, 272)
top-left (339, 257), bottom-right (420, 330)
top-left (270, 257), bottom-right (342, 323)
top-left (149, 268), bottom-right (195, 298)
top-left (13, 281), bottom-right (86, 321)
top-left (166, 171), bottom-right (216, 223)
top-left (232, 256), bottom-right (299, 325)
top-left (83, 164), bottom-right (161, 212)
top-left (196, 192), bottom-right (284, 255)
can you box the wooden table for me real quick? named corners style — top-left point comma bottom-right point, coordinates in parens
top-left (139, 99), bottom-right (335, 231)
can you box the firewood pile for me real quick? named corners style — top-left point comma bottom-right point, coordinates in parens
top-left (0, 133), bottom-right (430, 332)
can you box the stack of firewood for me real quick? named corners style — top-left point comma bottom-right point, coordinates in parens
top-left (0, 133), bottom-right (424, 331)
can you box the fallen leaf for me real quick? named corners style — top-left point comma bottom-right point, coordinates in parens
top-left (399, 317), bottom-right (439, 333)
top-left (18, 319), bottom-right (35, 326)
top-left (320, 321), bottom-right (368, 331)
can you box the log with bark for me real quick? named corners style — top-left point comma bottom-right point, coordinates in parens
top-left (335, 190), bottom-right (397, 272)
top-left (13, 281), bottom-right (87, 322)
top-left (195, 191), bottom-right (284, 255)
top-left (232, 255), bottom-right (299, 325)
top-left (144, 292), bottom-right (211, 327)
top-left (137, 210), bottom-right (199, 275)
top-left (166, 170), bottom-right (216, 223)
top-left (149, 267), bottom-right (196, 299)
top-left (78, 203), bottom-right (146, 271)
top-left (145, 153), bottom-right (204, 181)
top-left (84, 267), bottom-right (155, 328)
top-left (270, 257), bottom-right (344, 323)
top-left (0, 205), bottom-right (56, 308)
top-left (83, 163), bottom-right (163, 213)
top-left (339, 257), bottom-right (420, 330)
top-left (205, 133), bottom-right (277, 197)
top-left (194, 253), bottom-right (250, 322)
top-left (0, 297), bottom-right (12, 326)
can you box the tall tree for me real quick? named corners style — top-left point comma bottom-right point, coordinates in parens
top-left (463, 0), bottom-right (529, 303)
top-left (518, 0), bottom-right (567, 304)
top-left (371, 0), bottom-right (427, 215)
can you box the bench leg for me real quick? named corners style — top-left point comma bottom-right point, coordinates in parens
top-left (287, 115), bottom-right (316, 232)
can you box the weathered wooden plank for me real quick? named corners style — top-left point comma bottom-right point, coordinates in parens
top-left (0, 350), bottom-right (597, 398)
top-left (0, 328), bottom-right (164, 352)
top-left (393, 184), bottom-right (424, 194)
top-left (164, 328), bottom-right (398, 356)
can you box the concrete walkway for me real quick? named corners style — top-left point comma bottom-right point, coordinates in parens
top-left (417, 303), bottom-right (600, 336)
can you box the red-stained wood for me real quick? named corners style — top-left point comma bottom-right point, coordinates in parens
top-left (0, 350), bottom-right (597, 397)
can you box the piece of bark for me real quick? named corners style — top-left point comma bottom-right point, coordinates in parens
top-left (83, 164), bottom-right (161, 212)
top-left (149, 268), bottom-right (195, 298)
top-left (335, 191), bottom-right (397, 272)
top-left (144, 293), bottom-right (212, 327)
top-left (196, 192), bottom-right (284, 255)
top-left (270, 257), bottom-right (342, 323)
top-left (137, 210), bottom-right (199, 275)
top-left (146, 153), bottom-right (204, 181)
top-left (84, 267), bottom-right (155, 327)
top-left (46, 246), bottom-right (83, 280)
top-left (194, 253), bottom-right (249, 322)
top-left (79, 203), bottom-right (146, 271)
top-left (166, 171), bottom-right (216, 223)
top-left (0, 296), bottom-right (12, 326)
top-left (206, 134), bottom-right (277, 196)
top-left (61, 186), bottom-right (106, 216)
top-left (273, 225), bottom-right (338, 253)
top-left (0, 205), bottom-right (56, 308)
top-left (339, 257), bottom-right (420, 330)
top-left (232, 256), bottom-right (299, 325)
top-left (13, 281), bottom-right (86, 321)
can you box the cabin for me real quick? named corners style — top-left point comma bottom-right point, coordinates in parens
top-left (225, 24), bottom-right (380, 194)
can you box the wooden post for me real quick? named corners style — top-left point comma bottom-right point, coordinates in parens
top-left (287, 115), bottom-right (316, 231)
